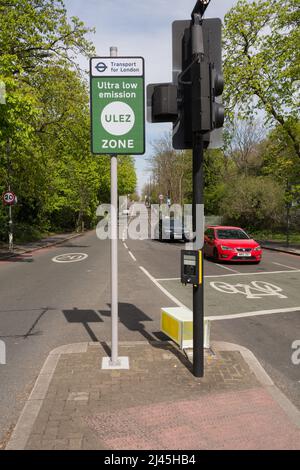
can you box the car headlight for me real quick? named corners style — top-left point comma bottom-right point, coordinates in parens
top-left (220, 246), bottom-right (233, 251)
top-left (254, 245), bottom-right (261, 251)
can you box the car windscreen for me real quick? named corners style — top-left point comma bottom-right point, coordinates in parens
top-left (216, 229), bottom-right (249, 240)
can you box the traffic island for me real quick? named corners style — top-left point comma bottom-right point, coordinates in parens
top-left (6, 341), bottom-right (300, 450)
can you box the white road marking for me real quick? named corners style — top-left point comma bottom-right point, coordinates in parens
top-left (210, 280), bottom-right (287, 299)
top-left (206, 306), bottom-right (300, 321)
top-left (272, 262), bottom-right (298, 270)
top-left (156, 269), bottom-right (300, 281)
top-left (205, 269), bottom-right (300, 278)
top-left (52, 253), bottom-right (88, 263)
top-left (128, 251), bottom-right (136, 262)
top-left (216, 263), bottom-right (239, 273)
top-left (139, 266), bottom-right (186, 308)
top-left (123, 243), bottom-right (128, 250)
top-left (140, 266), bottom-right (300, 321)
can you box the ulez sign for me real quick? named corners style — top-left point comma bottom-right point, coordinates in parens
top-left (90, 57), bottom-right (145, 155)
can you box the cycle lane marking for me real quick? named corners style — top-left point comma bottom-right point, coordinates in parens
top-left (210, 280), bottom-right (288, 299)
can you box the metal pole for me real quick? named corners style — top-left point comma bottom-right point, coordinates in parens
top-left (192, 132), bottom-right (204, 377)
top-left (191, 12), bottom-right (204, 377)
top-left (286, 181), bottom-right (291, 248)
top-left (8, 205), bottom-right (13, 252)
top-left (7, 140), bottom-right (13, 253)
top-left (110, 46), bottom-right (119, 366)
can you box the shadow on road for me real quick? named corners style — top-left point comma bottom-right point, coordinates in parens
top-left (99, 302), bottom-right (154, 342)
top-left (0, 307), bottom-right (55, 339)
top-left (63, 308), bottom-right (103, 342)
top-left (63, 304), bottom-right (191, 371)
top-left (0, 253), bottom-right (34, 263)
top-left (99, 303), bottom-right (192, 371)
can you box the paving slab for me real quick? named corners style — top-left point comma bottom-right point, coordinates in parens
top-left (6, 341), bottom-right (300, 450)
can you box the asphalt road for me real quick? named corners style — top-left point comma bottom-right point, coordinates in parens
top-left (0, 229), bottom-right (299, 445)
top-left (125, 236), bottom-right (300, 410)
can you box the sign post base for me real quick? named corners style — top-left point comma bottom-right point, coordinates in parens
top-left (101, 356), bottom-right (130, 370)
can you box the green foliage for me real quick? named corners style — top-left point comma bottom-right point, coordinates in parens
top-left (223, 0), bottom-right (300, 158)
top-left (204, 149), bottom-right (228, 214)
top-left (0, 0), bottom-right (137, 242)
top-left (220, 176), bottom-right (284, 229)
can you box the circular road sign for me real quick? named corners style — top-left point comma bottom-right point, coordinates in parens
top-left (2, 191), bottom-right (16, 206)
top-left (52, 253), bottom-right (88, 263)
top-left (101, 101), bottom-right (135, 136)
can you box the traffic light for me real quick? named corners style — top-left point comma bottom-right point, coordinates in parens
top-left (173, 18), bottom-right (224, 149)
top-left (147, 0), bottom-right (223, 379)
top-left (211, 64), bottom-right (224, 129)
top-left (147, 18), bottom-right (224, 149)
top-left (147, 83), bottom-right (177, 123)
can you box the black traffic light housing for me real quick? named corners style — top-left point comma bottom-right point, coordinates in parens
top-left (173, 18), bottom-right (224, 149)
top-left (148, 83), bottom-right (178, 123)
top-left (147, 18), bottom-right (224, 150)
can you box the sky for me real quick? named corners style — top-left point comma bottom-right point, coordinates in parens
top-left (64, 0), bottom-right (240, 194)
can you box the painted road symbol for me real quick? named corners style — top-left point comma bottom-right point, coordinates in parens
top-left (2, 191), bottom-right (16, 205)
top-left (52, 253), bottom-right (88, 263)
top-left (210, 280), bottom-right (287, 299)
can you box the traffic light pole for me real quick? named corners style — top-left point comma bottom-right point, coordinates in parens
top-left (192, 132), bottom-right (204, 377)
top-left (147, 0), bottom-right (222, 377)
top-left (192, 11), bottom-right (205, 378)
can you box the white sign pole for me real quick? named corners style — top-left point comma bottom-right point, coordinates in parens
top-left (102, 47), bottom-right (129, 370)
top-left (110, 46), bottom-right (119, 367)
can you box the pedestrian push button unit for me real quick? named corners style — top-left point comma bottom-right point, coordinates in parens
top-left (181, 250), bottom-right (202, 286)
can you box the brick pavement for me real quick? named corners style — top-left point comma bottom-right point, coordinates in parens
top-left (7, 341), bottom-right (299, 450)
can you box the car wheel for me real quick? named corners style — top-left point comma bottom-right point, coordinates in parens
top-left (213, 248), bottom-right (219, 262)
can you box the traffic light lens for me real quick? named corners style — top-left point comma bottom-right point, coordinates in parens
top-left (214, 73), bottom-right (224, 96)
top-left (214, 103), bottom-right (224, 128)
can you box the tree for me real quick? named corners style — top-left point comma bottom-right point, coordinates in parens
top-left (223, 0), bottom-right (300, 159)
top-left (204, 149), bottom-right (228, 214)
top-left (0, 0), bottom-right (94, 73)
top-left (148, 133), bottom-right (191, 205)
top-left (0, 1), bottom-right (137, 240)
top-left (225, 118), bottom-right (265, 174)
top-left (260, 123), bottom-right (300, 237)
top-left (220, 175), bottom-right (284, 230)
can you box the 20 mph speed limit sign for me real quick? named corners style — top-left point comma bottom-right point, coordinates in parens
top-left (2, 191), bottom-right (16, 206)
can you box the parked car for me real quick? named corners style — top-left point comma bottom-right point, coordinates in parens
top-left (204, 225), bottom-right (262, 263)
top-left (154, 217), bottom-right (191, 242)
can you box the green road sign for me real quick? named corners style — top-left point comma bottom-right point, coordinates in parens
top-left (90, 57), bottom-right (145, 155)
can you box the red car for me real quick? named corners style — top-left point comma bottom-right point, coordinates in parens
top-left (204, 226), bottom-right (262, 263)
